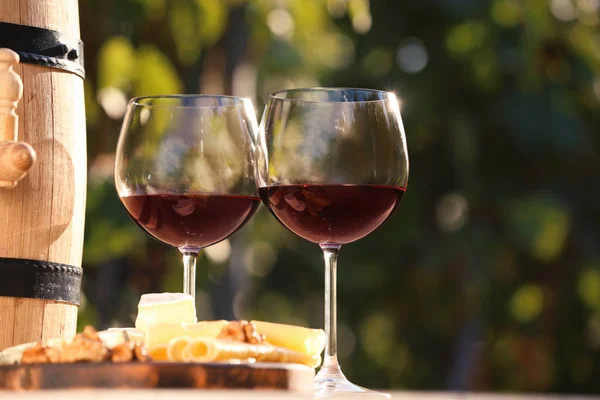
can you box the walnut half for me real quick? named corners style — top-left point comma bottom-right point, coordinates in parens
top-left (218, 320), bottom-right (265, 344)
top-left (109, 343), bottom-right (133, 363)
top-left (21, 344), bottom-right (52, 364)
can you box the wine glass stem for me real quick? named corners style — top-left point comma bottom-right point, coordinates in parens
top-left (321, 243), bottom-right (341, 368)
top-left (181, 250), bottom-right (199, 298)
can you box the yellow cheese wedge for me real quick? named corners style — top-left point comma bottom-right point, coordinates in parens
top-left (252, 321), bottom-right (326, 357)
top-left (135, 293), bottom-right (197, 332)
top-left (183, 337), bottom-right (321, 368)
top-left (146, 322), bottom-right (187, 349)
top-left (146, 320), bottom-right (228, 350)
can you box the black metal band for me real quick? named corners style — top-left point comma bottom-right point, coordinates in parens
top-left (0, 22), bottom-right (85, 79)
top-left (0, 258), bottom-right (82, 305)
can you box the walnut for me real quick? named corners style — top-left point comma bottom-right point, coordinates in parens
top-left (59, 333), bottom-right (107, 363)
top-left (110, 343), bottom-right (133, 363)
top-left (243, 321), bottom-right (265, 344)
top-left (82, 325), bottom-right (100, 340)
top-left (45, 346), bottom-right (62, 363)
top-left (218, 321), bottom-right (246, 342)
top-left (134, 344), bottom-right (150, 362)
top-left (19, 326), bottom-right (149, 365)
top-left (21, 344), bottom-right (50, 364)
top-left (218, 320), bottom-right (265, 344)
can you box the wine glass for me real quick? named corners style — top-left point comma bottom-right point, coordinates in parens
top-left (115, 95), bottom-right (260, 298)
top-left (255, 88), bottom-right (409, 397)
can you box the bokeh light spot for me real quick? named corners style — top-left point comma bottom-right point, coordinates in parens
top-left (436, 192), bottom-right (469, 232)
top-left (204, 239), bottom-right (232, 264)
top-left (97, 87), bottom-right (128, 120)
top-left (348, 0), bottom-right (372, 33)
top-left (317, 34), bottom-right (355, 69)
top-left (327, 0), bottom-right (347, 17)
top-left (491, 0), bottom-right (521, 27)
top-left (510, 285), bottom-right (544, 322)
top-left (359, 313), bottom-right (396, 366)
top-left (551, 0), bottom-right (577, 21)
top-left (578, 267), bottom-right (600, 309)
top-left (243, 241), bottom-right (278, 277)
top-left (361, 48), bottom-right (393, 78)
top-left (586, 312), bottom-right (600, 349)
top-left (352, 12), bottom-right (372, 34)
top-left (446, 21), bottom-right (487, 56)
top-left (267, 9), bottom-right (295, 40)
top-left (593, 77), bottom-right (600, 100)
top-left (397, 38), bottom-right (429, 74)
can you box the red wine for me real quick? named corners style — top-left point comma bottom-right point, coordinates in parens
top-left (258, 184), bottom-right (405, 245)
top-left (120, 193), bottom-right (260, 249)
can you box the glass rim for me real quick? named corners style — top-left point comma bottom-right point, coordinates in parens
top-left (129, 94), bottom-right (249, 109)
top-left (269, 87), bottom-right (395, 104)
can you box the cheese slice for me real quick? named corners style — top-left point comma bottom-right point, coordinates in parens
top-left (165, 336), bottom-right (321, 368)
top-left (149, 346), bottom-right (168, 361)
top-left (135, 293), bottom-right (197, 332)
top-left (146, 320), bottom-right (228, 350)
top-left (252, 321), bottom-right (326, 357)
top-left (167, 336), bottom-right (192, 361)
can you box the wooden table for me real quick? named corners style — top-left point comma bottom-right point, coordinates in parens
top-left (0, 390), bottom-right (596, 399)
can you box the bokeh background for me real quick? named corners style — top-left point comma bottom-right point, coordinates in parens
top-left (79, 0), bottom-right (600, 393)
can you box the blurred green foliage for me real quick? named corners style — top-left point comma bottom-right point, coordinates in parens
top-left (79, 0), bottom-right (600, 393)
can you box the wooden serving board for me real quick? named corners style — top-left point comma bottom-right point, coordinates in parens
top-left (0, 362), bottom-right (315, 392)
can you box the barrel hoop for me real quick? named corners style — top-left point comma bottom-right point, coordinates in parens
top-left (0, 22), bottom-right (85, 79)
top-left (0, 258), bottom-right (82, 305)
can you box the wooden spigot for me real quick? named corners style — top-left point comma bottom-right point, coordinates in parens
top-left (0, 48), bottom-right (36, 189)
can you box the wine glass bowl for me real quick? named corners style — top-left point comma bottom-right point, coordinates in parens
top-left (255, 88), bottom-right (409, 397)
top-left (115, 95), bottom-right (260, 297)
top-left (256, 88), bottom-right (408, 189)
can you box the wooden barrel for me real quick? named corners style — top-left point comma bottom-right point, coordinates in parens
top-left (0, 0), bottom-right (86, 350)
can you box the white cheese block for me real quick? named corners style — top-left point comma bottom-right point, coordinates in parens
top-left (135, 293), bottom-right (197, 332)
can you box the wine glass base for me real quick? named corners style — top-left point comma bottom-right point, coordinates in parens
top-left (314, 376), bottom-right (391, 398)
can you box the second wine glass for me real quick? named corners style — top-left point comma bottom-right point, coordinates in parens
top-left (115, 95), bottom-right (260, 298)
top-left (255, 88), bottom-right (409, 397)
